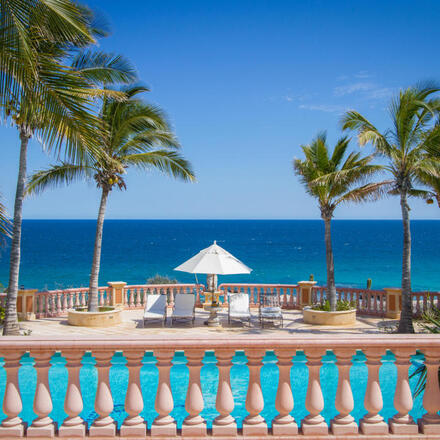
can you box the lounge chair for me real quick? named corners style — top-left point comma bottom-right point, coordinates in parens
top-left (171, 294), bottom-right (195, 326)
top-left (143, 294), bottom-right (168, 327)
top-left (259, 291), bottom-right (283, 328)
top-left (228, 293), bottom-right (251, 325)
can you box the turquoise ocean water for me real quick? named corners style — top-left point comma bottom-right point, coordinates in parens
top-left (0, 219), bottom-right (439, 291)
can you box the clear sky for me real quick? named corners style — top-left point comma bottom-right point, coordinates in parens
top-left (1, 0), bottom-right (440, 219)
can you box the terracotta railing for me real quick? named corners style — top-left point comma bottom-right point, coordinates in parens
top-left (34, 286), bottom-right (111, 318)
top-left (219, 283), bottom-right (299, 308)
top-left (219, 283), bottom-right (440, 317)
top-left (0, 335), bottom-right (439, 437)
top-left (123, 283), bottom-right (204, 308)
top-left (312, 286), bottom-right (388, 316)
top-left (9, 283), bottom-right (204, 318)
top-left (2, 283), bottom-right (439, 318)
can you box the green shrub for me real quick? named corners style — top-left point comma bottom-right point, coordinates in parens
top-left (147, 274), bottom-right (178, 284)
top-left (0, 305), bottom-right (5, 323)
top-left (312, 299), bottom-right (356, 311)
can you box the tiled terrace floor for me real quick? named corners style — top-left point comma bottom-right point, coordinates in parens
top-left (17, 308), bottom-right (404, 337)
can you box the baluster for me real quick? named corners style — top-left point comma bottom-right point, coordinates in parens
top-left (272, 349), bottom-right (298, 435)
top-left (195, 286), bottom-right (201, 307)
top-left (419, 349), bottom-right (440, 433)
top-left (182, 350), bottom-right (206, 436)
top-left (389, 348), bottom-right (418, 434)
top-left (0, 351), bottom-right (25, 437)
top-left (359, 347), bottom-right (388, 434)
top-left (168, 287), bottom-right (174, 308)
top-left (59, 351), bottom-right (86, 437)
top-left (151, 349), bottom-right (176, 437)
top-left (81, 291), bottom-right (86, 307)
top-left (55, 292), bottom-right (62, 315)
top-left (35, 294), bottom-right (41, 318)
top-left (213, 349), bottom-right (236, 436)
top-left (89, 351), bottom-right (115, 437)
top-left (98, 290), bottom-right (104, 307)
top-left (124, 288), bottom-right (129, 306)
top-left (128, 288), bottom-right (134, 307)
top-left (330, 349), bottom-right (357, 434)
top-left (301, 348), bottom-right (328, 435)
top-left (243, 349), bottom-right (267, 436)
top-left (120, 350), bottom-right (146, 437)
top-left (27, 350), bottom-right (56, 437)
top-left (64, 292), bottom-right (69, 312)
top-left (46, 294), bottom-right (52, 316)
top-left (43, 295), bottom-right (48, 317)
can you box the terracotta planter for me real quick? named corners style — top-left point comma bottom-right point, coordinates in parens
top-left (303, 307), bottom-right (356, 326)
top-left (67, 307), bottom-right (122, 327)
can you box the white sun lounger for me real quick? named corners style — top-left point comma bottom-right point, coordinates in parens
top-left (228, 293), bottom-right (251, 325)
top-left (143, 294), bottom-right (167, 327)
top-left (171, 294), bottom-right (195, 326)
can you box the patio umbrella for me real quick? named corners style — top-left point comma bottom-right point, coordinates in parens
top-left (174, 241), bottom-right (252, 292)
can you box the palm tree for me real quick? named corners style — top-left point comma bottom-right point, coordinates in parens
top-left (293, 132), bottom-right (384, 311)
top-left (0, 1), bottom-right (136, 334)
top-left (341, 85), bottom-right (440, 333)
top-left (27, 86), bottom-right (195, 312)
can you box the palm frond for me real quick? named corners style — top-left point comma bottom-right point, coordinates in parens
top-left (71, 50), bottom-right (137, 85)
top-left (26, 162), bottom-right (94, 195)
top-left (122, 150), bottom-right (195, 182)
top-left (335, 180), bottom-right (394, 205)
top-left (0, 198), bottom-right (12, 239)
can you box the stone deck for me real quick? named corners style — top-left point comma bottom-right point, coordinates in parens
top-left (18, 308), bottom-right (398, 337)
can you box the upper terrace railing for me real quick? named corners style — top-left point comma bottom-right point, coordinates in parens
top-left (0, 282), bottom-right (438, 318)
top-left (220, 283), bottom-right (440, 317)
top-left (219, 283), bottom-right (299, 308)
top-left (0, 335), bottom-right (439, 438)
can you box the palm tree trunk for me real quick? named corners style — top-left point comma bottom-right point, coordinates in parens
top-left (397, 190), bottom-right (414, 333)
top-left (3, 130), bottom-right (30, 335)
top-left (88, 187), bottom-right (109, 312)
top-left (324, 217), bottom-right (337, 311)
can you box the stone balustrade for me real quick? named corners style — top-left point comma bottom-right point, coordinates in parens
top-left (220, 283), bottom-right (440, 317)
top-left (123, 284), bottom-right (204, 309)
top-left (219, 283), bottom-right (300, 308)
top-left (1, 282), bottom-right (439, 320)
top-left (0, 335), bottom-right (439, 438)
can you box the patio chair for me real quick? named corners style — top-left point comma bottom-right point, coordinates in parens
top-left (259, 291), bottom-right (283, 328)
top-left (143, 294), bottom-right (167, 327)
top-left (171, 294), bottom-right (196, 326)
top-left (228, 293), bottom-right (251, 326)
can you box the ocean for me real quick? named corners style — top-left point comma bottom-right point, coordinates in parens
top-left (0, 219), bottom-right (439, 291)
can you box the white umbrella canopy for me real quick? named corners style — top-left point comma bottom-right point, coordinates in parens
top-left (174, 241), bottom-right (252, 275)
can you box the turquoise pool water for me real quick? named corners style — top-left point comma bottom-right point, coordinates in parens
top-left (0, 351), bottom-right (426, 428)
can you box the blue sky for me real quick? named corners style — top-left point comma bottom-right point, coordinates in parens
top-left (1, 0), bottom-right (440, 219)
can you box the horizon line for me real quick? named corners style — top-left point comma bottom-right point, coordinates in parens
top-left (20, 218), bottom-right (440, 221)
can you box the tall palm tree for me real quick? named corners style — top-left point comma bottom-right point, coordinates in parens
top-left (342, 85), bottom-right (440, 333)
top-left (27, 86), bottom-right (195, 312)
top-left (293, 132), bottom-right (384, 311)
top-left (0, 0), bottom-right (136, 334)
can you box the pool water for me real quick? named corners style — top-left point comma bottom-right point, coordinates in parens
top-left (0, 351), bottom-right (426, 428)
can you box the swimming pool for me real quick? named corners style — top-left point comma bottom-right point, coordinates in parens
top-left (0, 350), bottom-right (426, 428)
